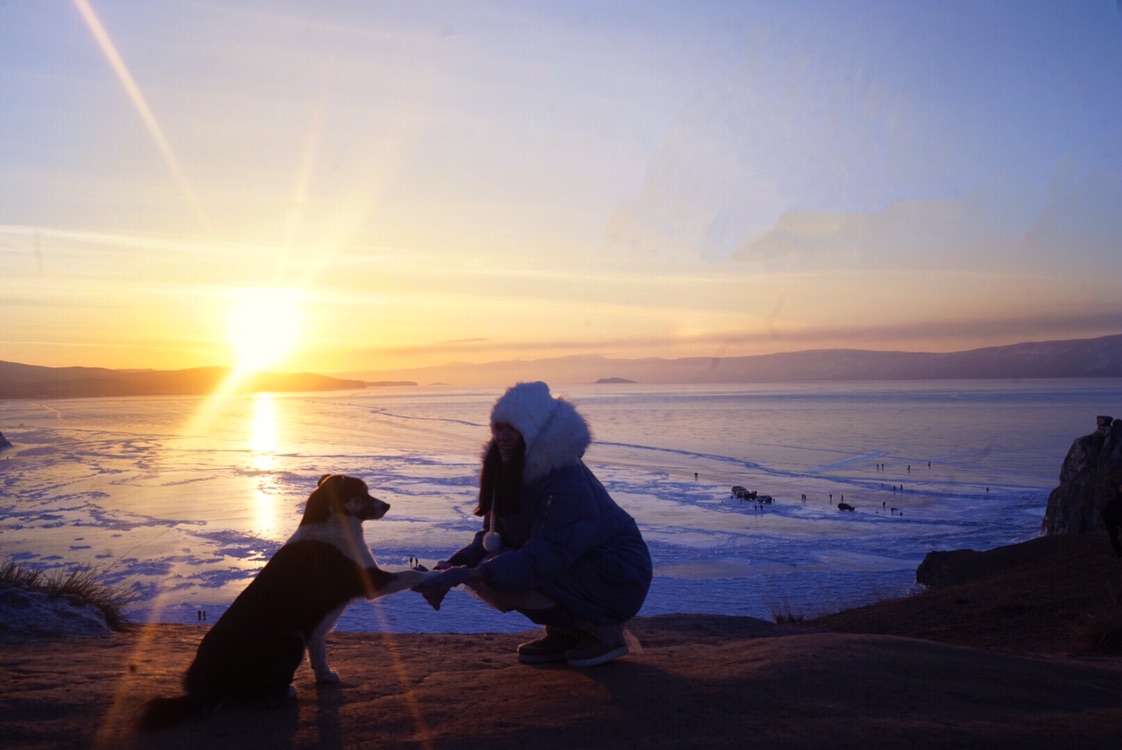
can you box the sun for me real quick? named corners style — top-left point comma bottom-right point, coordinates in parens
top-left (227, 287), bottom-right (304, 373)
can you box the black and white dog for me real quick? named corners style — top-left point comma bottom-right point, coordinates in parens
top-left (139, 474), bottom-right (431, 729)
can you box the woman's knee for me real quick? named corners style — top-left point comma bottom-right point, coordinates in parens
top-left (470, 583), bottom-right (555, 613)
top-left (517, 605), bottom-right (576, 629)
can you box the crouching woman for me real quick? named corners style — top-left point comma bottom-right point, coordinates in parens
top-left (414, 381), bottom-right (652, 667)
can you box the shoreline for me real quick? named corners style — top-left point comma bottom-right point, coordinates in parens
top-left (2, 380), bottom-right (1101, 635)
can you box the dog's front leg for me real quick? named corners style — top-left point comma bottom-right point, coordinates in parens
top-left (308, 605), bottom-right (346, 683)
top-left (368, 568), bottom-right (436, 598)
top-left (308, 636), bottom-right (339, 683)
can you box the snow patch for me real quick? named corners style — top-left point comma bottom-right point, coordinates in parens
top-left (0, 587), bottom-right (113, 639)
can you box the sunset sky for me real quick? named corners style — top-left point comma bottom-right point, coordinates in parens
top-left (2, 1), bottom-right (1121, 376)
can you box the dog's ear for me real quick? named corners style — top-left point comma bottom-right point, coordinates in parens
top-left (303, 475), bottom-right (341, 526)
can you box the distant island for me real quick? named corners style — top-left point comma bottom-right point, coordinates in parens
top-left (0, 362), bottom-right (365, 400)
top-left (4, 334), bottom-right (1122, 396)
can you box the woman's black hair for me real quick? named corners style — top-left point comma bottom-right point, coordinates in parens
top-left (474, 438), bottom-right (526, 520)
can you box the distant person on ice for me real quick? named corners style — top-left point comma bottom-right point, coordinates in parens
top-left (413, 381), bottom-right (652, 667)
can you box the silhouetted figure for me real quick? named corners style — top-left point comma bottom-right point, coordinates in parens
top-left (417, 381), bottom-right (650, 668)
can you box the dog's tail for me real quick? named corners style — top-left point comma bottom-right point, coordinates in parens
top-left (135, 694), bottom-right (207, 730)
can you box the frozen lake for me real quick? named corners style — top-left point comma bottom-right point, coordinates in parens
top-left (2, 379), bottom-right (1118, 633)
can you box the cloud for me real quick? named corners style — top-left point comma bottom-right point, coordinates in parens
top-left (601, 23), bottom-right (962, 264)
top-left (730, 199), bottom-right (1015, 272)
top-left (604, 4), bottom-right (1122, 272)
top-left (732, 140), bottom-right (1122, 277)
top-left (1022, 134), bottom-right (1122, 266)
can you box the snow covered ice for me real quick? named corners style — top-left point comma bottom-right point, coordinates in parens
top-left (2, 381), bottom-right (1114, 634)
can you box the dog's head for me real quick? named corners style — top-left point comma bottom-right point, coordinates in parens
top-left (300, 474), bottom-right (390, 526)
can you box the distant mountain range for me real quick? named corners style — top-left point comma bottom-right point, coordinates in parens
top-left (343, 334), bottom-right (1122, 386)
top-left (0, 363), bottom-right (365, 399)
top-left (3, 335), bottom-right (1121, 399)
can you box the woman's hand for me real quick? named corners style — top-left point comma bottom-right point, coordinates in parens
top-left (412, 566), bottom-right (472, 610)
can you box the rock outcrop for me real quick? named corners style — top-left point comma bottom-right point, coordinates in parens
top-left (915, 533), bottom-right (1101, 587)
top-left (1040, 415), bottom-right (1122, 535)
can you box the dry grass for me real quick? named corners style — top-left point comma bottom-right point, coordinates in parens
top-left (767, 595), bottom-right (805, 624)
top-left (0, 558), bottom-right (139, 631)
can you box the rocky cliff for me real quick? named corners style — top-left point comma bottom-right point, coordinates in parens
top-left (1041, 415), bottom-right (1122, 535)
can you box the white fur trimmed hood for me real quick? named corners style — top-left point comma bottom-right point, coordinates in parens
top-left (488, 381), bottom-right (591, 483)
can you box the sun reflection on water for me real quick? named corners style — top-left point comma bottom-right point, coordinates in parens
top-left (248, 393), bottom-right (283, 539)
top-left (250, 392), bottom-right (278, 454)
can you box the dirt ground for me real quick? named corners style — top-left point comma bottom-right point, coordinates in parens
top-left (2, 534), bottom-right (1121, 750)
